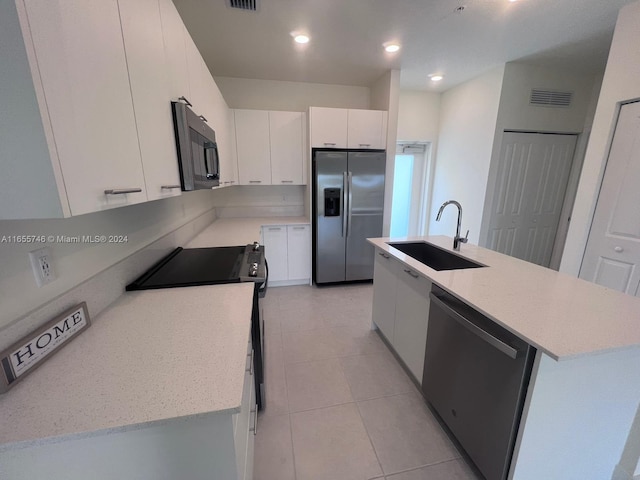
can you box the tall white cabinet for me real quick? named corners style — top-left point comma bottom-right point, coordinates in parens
top-left (22, 0), bottom-right (147, 216)
top-left (119, 0), bottom-right (182, 201)
top-left (0, 0), bottom-right (235, 220)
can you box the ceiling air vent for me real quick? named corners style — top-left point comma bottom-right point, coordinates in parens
top-left (529, 89), bottom-right (573, 108)
top-left (227, 0), bottom-right (258, 11)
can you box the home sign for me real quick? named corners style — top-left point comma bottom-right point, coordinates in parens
top-left (0, 302), bottom-right (91, 393)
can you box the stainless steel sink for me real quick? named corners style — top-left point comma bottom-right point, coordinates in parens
top-left (387, 242), bottom-right (485, 271)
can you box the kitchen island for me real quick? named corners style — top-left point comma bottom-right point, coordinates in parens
top-left (0, 283), bottom-right (256, 480)
top-left (368, 236), bottom-right (640, 480)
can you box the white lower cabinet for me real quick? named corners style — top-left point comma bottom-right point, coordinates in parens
top-left (262, 224), bottom-right (311, 286)
top-left (372, 252), bottom-right (399, 343)
top-left (234, 336), bottom-right (256, 480)
top-left (394, 266), bottom-right (431, 382)
top-left (372, 248), bottom-right (431, 384)
top-left (262, 225), bottom-right (289, 282)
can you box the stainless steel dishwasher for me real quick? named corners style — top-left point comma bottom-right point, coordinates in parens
top-left (422, 285), bottom-right (535, 480)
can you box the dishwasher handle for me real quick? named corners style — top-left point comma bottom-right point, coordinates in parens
top-left (429, 293), bottom-right (519, 359)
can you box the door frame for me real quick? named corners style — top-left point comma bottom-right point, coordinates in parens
top-left (479, 129), bottom-right (585, 270)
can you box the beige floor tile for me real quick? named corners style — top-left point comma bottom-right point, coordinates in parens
top-left (262, 333), bottom-right (289, 417)
top-left (282, 328), bottom-right (339, 364)
top-left (277, 307), bottom-right (328, 332)
top-left (254, 414), bottom-right (296, 480)
top-left (331, 325), bottom-right (386, 357)
top-left (286, 358), bottom-right (353, 412)
top-left (384, 459), bottom-right (481, 480)
top-left (340, 351), bottom-right (415, 401)
top-left (291, 403), bottom-right (383, 480)
top-left (358, 393), bottom-right (460, 475)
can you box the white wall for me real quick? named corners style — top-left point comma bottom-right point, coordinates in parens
top-left (560, 0), bottom-right (640, 276)
top-left (397, 90), bottom-right (441, 143)
top-left (214, 76), bottom-right (370, 111)
top-left (479, 62), bottom-right (599, 246)
top-left (210, 185), bottom-right (305, 218)
top-left (0, 191), bottom-right (216, 334)
top-left (428, 66), bottom-right (505, 243)
top-left (370, 70), bottom-right (401, 236)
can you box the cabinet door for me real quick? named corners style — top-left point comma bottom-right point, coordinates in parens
top-left (235, 110), bottom-right (272, 185)
top-left (24, 0), bottom-right (146, 215)
top-left (287, 225), bottom-right (311, 281)
top-left (158, 0), bottom-right (189, 101)
top-left (394, 267), bottom-right (431, 382)
top-left (262, 226), bottom-right (288, 282)
top-left (119, 0), bottom-right (181, 201)
top-left (184, 30), bottom-right (206, 115)
top-left (348, 109), bottom-right (386, 149)
top-left (270, 111), bottom-right (304, 185)
top-left (310, 107), bottom-right (348, 148)
top-left (372, 252), bottom-right (398, 343)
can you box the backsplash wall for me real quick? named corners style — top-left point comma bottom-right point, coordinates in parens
top-left (211, 185), bottom-right (305, 218)
top-left (0, 190), bottom-right (217, 339)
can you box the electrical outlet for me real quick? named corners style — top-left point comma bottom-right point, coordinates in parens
top-left (29, 247), bottom-right (55, 287)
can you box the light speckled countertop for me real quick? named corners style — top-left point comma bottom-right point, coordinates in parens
top-left (187, 216), bottom-right (309, 248)
top-left (0, 283), bottom-right (254, 451)
top-left (369, 236), bottom-right (640, 361)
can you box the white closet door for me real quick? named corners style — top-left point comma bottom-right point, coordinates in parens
top-left (487, 132), bottom-right (577, 267)
top-left (580, 101), bottom-right (640, 296)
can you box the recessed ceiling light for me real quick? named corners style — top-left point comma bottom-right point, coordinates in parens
top-left (429, 74), bottom-right (444, 82)
top-left (384, 44), bottom-right (401, 53)
top-left (293, 34), bottom-right (310, 44)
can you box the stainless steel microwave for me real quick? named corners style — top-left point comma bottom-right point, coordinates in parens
top-left (171, 100), bottom-right (220, 190)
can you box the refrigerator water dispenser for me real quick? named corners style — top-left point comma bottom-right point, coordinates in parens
top-left (324, 188), bottom-right (341, 216)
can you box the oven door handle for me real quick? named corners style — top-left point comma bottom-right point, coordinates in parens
top-left (259, 259), bottom-right (269, 297)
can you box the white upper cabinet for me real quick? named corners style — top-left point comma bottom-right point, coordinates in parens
top-left (234, 109), bottom-right (305, 186)
top-left (119, 0), bottom-right (181, 201)
top-left (184, 30), bottom-right (207, 117)
top-left (348, 109), bottom-right (387, 149)
top-left (235, 110), bottom-right (272, 185)
top-left (158, 0), bottom-right (190, 101)
top-left (310, 107), bottom-right (348, 148)
top-left (310, 107), bottom-right (387, 150)
top-left (23, 0), bottom-right (147, 215)
top-left (270, 111), bottom-right (305, 185)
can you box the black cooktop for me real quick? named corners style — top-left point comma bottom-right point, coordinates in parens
top-left (126, 246), bottom-right (245, 291)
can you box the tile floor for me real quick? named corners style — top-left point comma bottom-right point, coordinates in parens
top-left (255, 283), bottom-right (482, 480)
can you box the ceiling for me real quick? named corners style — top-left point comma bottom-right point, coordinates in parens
top-left (173, 0), bottom-right (635, 92)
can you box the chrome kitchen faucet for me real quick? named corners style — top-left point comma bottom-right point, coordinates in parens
top-left (436, 200), bottom-right (468, 251)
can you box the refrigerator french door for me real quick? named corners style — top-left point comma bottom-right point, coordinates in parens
top-left (313, 150), bottom-right (386, 284)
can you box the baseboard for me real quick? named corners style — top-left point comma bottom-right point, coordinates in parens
top-left (268, 278), bottom-right (310, 287)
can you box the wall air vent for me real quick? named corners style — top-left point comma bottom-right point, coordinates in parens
top-left (529, 89), bottom-right (573, 108)
top-left (227, 0), bottom-right (258, 11)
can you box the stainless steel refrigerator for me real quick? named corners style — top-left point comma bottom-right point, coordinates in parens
top-left (313, 150), bottom-right (386, 284)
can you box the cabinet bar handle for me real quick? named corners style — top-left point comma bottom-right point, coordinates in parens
top-left (160, 185), bottom-right (181, 189)
top-left (324, 142), bottom-right (336, 146)
top-left (403, 269), bottom-right (419, 279)
top-left (268, 227), bottom-right (282, 231)
top-left (249, 180), bottom-right (262, 184)
top-left (378, 252), bottom-right (390, 259)
top-left (281, 180), bottom-right (294, 183)
top-left (199, 115), bottom-right (208, 123)
top-left (359, 143), bottom-right (371, 147)
top-left (178, 96), bottom-right (192, 107)
top-left (230, 181), bottom-right (236, 184)
top-left (249, 406), bottom-right (258, 435)
top-left (104, 188), bottom-right (142, 195)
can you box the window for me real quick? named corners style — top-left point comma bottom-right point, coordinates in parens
top-left (390, 143), bottom-right (430, 237)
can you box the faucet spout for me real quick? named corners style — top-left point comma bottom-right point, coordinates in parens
top-left (435, 200), bottom-right (467, 250)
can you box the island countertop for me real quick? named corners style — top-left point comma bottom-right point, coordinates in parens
top-left (0, 283), bottom-right (254, 451)
top-left (368, 235), bottom-right (640, 361)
